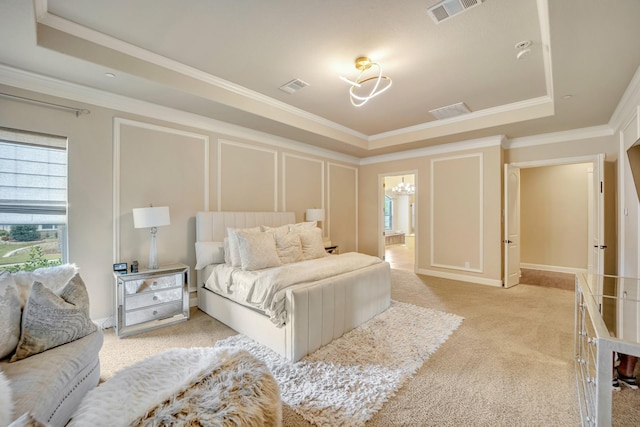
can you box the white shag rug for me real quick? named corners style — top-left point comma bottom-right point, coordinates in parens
top-left (214, 300), bottom-right (463, 427)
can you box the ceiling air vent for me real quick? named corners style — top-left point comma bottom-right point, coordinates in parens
top-left (427, 0), bottom-right (484, 24)
top-left (429, 102), bottom-right (471, 120)
top-left (279, 78), bottom-right (309, 94)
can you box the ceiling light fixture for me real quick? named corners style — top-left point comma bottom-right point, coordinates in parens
top-left (515, 40), bottom-right (532, 60)
top-left (391, 178), bottom-right (415, 196)
top-left (340, 56), bottom-right (392, 107)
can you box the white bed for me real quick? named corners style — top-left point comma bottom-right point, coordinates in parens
top-left (195, 211), bottom-right (391, 362)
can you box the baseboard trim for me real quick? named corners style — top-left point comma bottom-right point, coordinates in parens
top-left (520, 263), bottom-right (586, 275)
top-left (417, 268), bottom-right (503, 287)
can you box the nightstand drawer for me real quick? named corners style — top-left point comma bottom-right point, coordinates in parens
top-left (124, 274), bottom-right (181, 295)
top-left (125, 301), bottom-right (183, 326)
top-left (125, 287), bottom-right (182, 310)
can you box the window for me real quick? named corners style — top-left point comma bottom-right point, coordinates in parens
top-left (0, 128), bottom-right (68, 271)
top-left (384, 195), bottom-right (393, 231)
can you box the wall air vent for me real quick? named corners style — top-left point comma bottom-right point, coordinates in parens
top-left (429, 102), bottom-right (471, 120)
top-left (279, 78), bottom-right (309, 94)
top-left (427, 0), bottom-right (484, 24)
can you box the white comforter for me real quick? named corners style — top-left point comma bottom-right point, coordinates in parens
top-left (204, 252), bottom-right (383, 326)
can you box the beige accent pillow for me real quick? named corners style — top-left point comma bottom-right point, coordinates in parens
top-left (195, 241), bottom-right (225, 270)
top-left (261, 224), bottom-right (289, 237)
top-left (0, 272), bottom-right (21, 360)
top-left (288, 221), bottom-right (317, 231)
top-left (295, 227), bottom-right (328, 260)
top-left (262, 225), bottom-right (304, 264)
top-left (227, 227), bottom-right (261, 268)
top-left (236, 230), bottom-right (281, 271)
top-left (11, 274), bottom-right (97, 362)
top-left (274, 231), bottom-right (304, 264)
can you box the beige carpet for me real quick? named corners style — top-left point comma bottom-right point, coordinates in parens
top-left (101, 270), bottom-right (586, 426)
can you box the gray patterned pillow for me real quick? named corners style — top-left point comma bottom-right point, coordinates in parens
top-left (0, 271), bottom-right (21, 360)
top-left (11, 274), bottom-right (97, 362)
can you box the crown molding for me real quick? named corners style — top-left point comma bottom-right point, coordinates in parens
top-left (506, 124), bottom-right (613, 149)
top-left (0, 64), bottom-right (360, 165)
top-left (609, 65), bottom-right (640, 132)
top-left (360, 135), bottom-right (503, 166)
top-left (35, 0), bottom-right (559, 152)
top-left (34, 0), bottom-right (367, 143)
top-left (368, 96), bottom-right (553, 148)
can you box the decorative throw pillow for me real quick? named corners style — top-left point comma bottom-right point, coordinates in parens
top-left (11, 274), bottom-right (97, 362)
top-left (295, 227), bottom-right (328, 260)
top-left (195, 241), bottom-right (225, 270)
top-left (223, 238), bottom-right (231, 265)
top-left (288, 221), bottom-right (316, 231)
top-left (235, 230), bottom-right (281, 271)
top-left (261, 224), bottom-right (289, 237)
top-left (0, 369), bottom-right (13, 426)
top-left (0, 271), bottom-right (21, 360)
top-left (274, 231), bottom-right (304, 264)
top-left (226, 227), bottom-right (261, 268)
top-left (12, 264), bottom-right (79, 308)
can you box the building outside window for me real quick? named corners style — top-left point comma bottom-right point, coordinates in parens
top-left (0, 128), bottom-right (68, 271)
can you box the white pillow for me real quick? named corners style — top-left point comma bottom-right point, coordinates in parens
top-left (273, 231), bottom-right (304, 264)
top-left (236, 230), bottom-right (281, 271)
top-left (295, 227), bottom-right (328, 260)
top-left (288, 221), bottom-right (317, 231)
top-left (223, 238), bottom-right (231, 265)
top-left (261, 224), bottom-right (289, 237)
top-left (194, 241), bottom-right (225, 270)
top-left (0, 272), bottom-right (21, 360)
top-left (226, 227), bottom-right (261, 268)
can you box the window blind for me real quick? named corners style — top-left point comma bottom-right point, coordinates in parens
top-left (0, 129), bottom-right (67, 225)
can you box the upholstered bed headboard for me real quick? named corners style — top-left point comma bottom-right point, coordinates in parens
top-left (195, 211), bottom-right (297, 242)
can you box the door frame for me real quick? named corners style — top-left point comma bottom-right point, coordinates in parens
top-left (378, 170), bottom-right (418, 271)
top-left (505, 154), bottom-right (605, 283)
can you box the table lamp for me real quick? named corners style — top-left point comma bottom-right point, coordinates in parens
top-left (306, 208), bottom-right (325, 229)
top-left (133, 206), bottom-right (171, 269)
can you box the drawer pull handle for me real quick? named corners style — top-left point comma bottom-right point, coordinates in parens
top-left (152, 281), bottom-right (158, 287)
top-left (153, 310), bottom-right (158, 316)
top-left (153, 296), bottom-right (158, 301)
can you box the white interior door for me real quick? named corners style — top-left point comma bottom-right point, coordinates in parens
top-left (504, 164), bottom-right (520, 288)
top-left (591, 154), bottom-right (605, 275)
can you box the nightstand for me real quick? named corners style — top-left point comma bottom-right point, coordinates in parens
top-left (114, 263), bottom-right (189, 337)
top-left (325, 245), bottom-right (339, 254)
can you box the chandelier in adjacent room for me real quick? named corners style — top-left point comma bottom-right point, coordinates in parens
top-left (391, 178), bottom-right (415, 195)
top-left (339, 56), bottom-right (392, 107)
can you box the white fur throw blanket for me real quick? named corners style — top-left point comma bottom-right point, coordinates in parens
top-left (69, 347), bottom-right (281, 427)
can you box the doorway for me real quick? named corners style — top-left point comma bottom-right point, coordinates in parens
top-left (504, 154), bottom-right (611, 288)
top-left (381, 173), bottom-right (416, 272)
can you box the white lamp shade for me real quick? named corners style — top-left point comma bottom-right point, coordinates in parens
top-left (133, 206), bottom-right (171, 229)
top-left (305, 208), bottom-right (325, 222)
